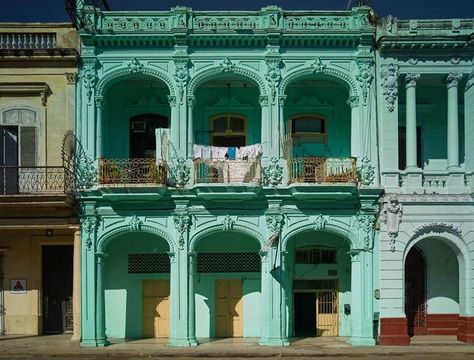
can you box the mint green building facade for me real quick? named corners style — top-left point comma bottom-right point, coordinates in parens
top-left (74, 1), bottom-right (474, 347)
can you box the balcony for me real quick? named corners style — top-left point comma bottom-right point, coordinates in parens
top-left (288, 157), bottom-right (357, 184)
top-left (0, 166), bottom-right (71, 195)
top-left (0, 32), bottom-right (56, 49)
top-left (98, 158), bottom-right (167, 185)
top-left (193, 159), bottom-right (261, 185)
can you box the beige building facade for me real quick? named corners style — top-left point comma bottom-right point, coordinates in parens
top-left (0, 23), bottom-right (79, 337)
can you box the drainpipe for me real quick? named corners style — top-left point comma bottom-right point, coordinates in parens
top-left (0, 248), bottom-right (9, 335)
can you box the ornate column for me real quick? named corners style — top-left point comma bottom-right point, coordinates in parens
top-left (348, 96), bottom-right (361, 159)
top-left (65, 73), bottom-right (77, 132)
top-left (259, 95), bottom-right (270, 158)
top-left (71, 230), bottom-right (81, 341)
top-left (259, 213), bottom-right (289, 346)
top-left (278, 95), bottom-right (287, 159)
top-left (168, 95), bottom-right (179, 155)
top-left (94, 251), bottom-right (109, 346)
top-left (168, 211), bottom-right (197, 347)
top-left (404, 73), bottom-right (420, 170)
top-left (95, 97), bottom-right (104, 159)
top-left (447, 73), bottom-right (462, 169)
top-left (187, 95), bottom-right (195, 159)
top-left (265, 55), bottom-right (282, 158)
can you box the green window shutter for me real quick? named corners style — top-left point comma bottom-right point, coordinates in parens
top-left (20, 126), bottom-right (36, 166)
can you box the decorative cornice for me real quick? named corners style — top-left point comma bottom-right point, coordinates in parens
top-left (0, 82), bottom-right (51, 106)
top-left (413, 222), bottom-right (462, 238)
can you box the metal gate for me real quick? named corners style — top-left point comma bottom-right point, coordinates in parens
top-left (317, 291), bottom-right (338, 336)
top-left (405, 246), bottom-right (427, 336)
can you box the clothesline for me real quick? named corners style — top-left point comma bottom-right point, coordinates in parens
top-left (193, 144), bottom-right (263, 160)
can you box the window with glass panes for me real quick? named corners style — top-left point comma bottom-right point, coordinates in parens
top-left (210, 114), bottom-right (246, 147)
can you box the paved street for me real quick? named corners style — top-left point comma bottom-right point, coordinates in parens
top-left (0, 356), bottom-right (472, 360)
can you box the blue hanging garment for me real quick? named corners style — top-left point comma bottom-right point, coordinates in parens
top-left (227, 147), bottom-right (236, 160)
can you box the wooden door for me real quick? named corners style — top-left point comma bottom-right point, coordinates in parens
top-left (215, 279), bottom-right (242, 337)
top-left (142, 280), bottom-right (170, 338)
top-left (316, 290), bottom-right (338, 336)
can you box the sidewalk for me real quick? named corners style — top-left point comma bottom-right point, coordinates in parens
top-left (0, 335), bottom-right (473, 358)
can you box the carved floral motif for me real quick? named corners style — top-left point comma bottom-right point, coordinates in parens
top-left (266, 214), bottom-right (284, 235)
top-left (81, 59), bottom-right (97, 103)
top-left (265, 58), bottom-right (281, 103)
top-left (174, 58), bottom-right (189, 102)
top-left (357, 156), bottom-right (375, 186)
top-left (172, 157), bottom-right (190, 187)
top-left (384, 196), bottom-right (402, 252)
top-left (128, 58), bottom-right (144, 74)
top-left (356, 213), bottom-right (376, 250)
top-left (313, 214), bottom-right (326, 231)
top-left (220, 57), bottom-right (235, 72)
top-left (382, 64), bottom-right (398, 112)
top-left (312, 58), bottom-right (327, 74)
top-left (81, 216), bottom-right (100, 251)
top-left (128, 215), bottom-right (143, 232)
top-left (413, 223), bottom-right (462, 238)
top-left (174, 214), bottom-right (190, 249)
top-left (356, 59), bottom-right (374, 105)
top-left (263, 157), bottom-right (283, 187)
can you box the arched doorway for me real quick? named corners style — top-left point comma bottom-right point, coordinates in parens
top-left (404, 237), bottom-right (460, 338)
top-left (104, 232), bottom-right (170, 339)
top-left (405, 246), bottom-right (427, 336)
top-left (285, 231), bottom-right (351, 338)
top-left (193, 231), bottom-right (261, 338)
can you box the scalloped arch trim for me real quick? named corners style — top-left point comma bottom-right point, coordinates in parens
top-left (189, 224), bottom-right (264, 252)
top-left (281, 221), bottom-right (354, 251)
top-left (96, 66), bottom-right (176, 98)
top-left (280, 66), bottom-right (359, 97)
top-left (187, 66), bottom-right (268, 97)
top-left (97, 223), bottom-right (175, 253)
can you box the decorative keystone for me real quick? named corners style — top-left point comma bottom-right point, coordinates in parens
top-left (128, 215), bottom-right (143, 232)
top-left (220, 57), bottom-right (235, 72)
top-left (263, 157), bottom-right (283, 187)
top-left (222, 215), bottom-right (234, 231)
top-left (128, 58), bottom-right (144, 74)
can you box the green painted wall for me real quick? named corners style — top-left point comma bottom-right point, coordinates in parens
top-left (285, 231), bottom-right (352, 337)
top-left (103, 80), bottom-right (171, 158)
top-left (194, 232), bottom-right (262, 338)
top-left (284, 81), bottom-right (351, 158)
top-left (416, 238), bottom-right (460, 314)
top-left (104, 232), bottom-right (170, 339)
top-left (194, 84), bottom-right (261, 146)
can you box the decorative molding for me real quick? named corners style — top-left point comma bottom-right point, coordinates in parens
top-left (347, 95), bottom-right (359, 108)
top-left (266, 214), bottom-right (284, 236)
top-left (258, 95), bottom-right (269, 107)
top-left (405, 73), bottom-right (420, 88)
top-left (167, 95), bottom-right (177, 107)
top-left (81, 215), bottom-right (100, 251)
top-left (65, 72), bottom-right (77, 85)
top-left (265, 57), bottom-right (281, 103)
top-left (174, 58), bottom-right (189, 103)
top-left (355, 58), bottom-right (374, 105)
top-left (171, 157), bottom-right (190, 187)
top-left (384, 196), bottom-right (402, 252)
top-left (446, 72), bottom-right (463, 89)
top-left (222, 215), bottom-right (234, 231)
top-left (0, 82), bottom-right (51, 107)
top-left (96, 64), bottom-right (176, 98)
top-left (413, 222), bottom-right (462, 239)
top-left (128, 215), bottom-right (143, 232)
top-left (356, 213), bottom-right (376, 250)
top-left (220, 57), bottom-right (235, 72)
top-left (127, 58), bottom-right (144, 74)
top-left (263, 157), bottom-right (283, 187)
top-left (280, 62), bottom-right (359, 98)
top-left (174, 214), bottom-right (191, 250)
top-left (312, 214), bottom-right (326, 231)
top-left (357, 156), bottom-right (375, 186)
top-left (382, 64), bottom-right (399, 112)
top-left (81, 58), bottom-right (98, 103)
top-left (396, 194), bottom-right (473, 203)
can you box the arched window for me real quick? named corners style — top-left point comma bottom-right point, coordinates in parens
top-left (1, 108), bottom-right (38, 167)
top-left (210, 113), bottom-right (246, 147)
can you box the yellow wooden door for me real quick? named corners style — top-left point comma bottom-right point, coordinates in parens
top-left (142, 279), bottom-right (170, 338)
top-left (316, 290), bottom-right (338, 336)
top-left (215, 279), bottom-right (243, 337)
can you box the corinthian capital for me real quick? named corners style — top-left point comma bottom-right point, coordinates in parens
top-left (446, 73), bottom-right (463, 89)
top-left (405, 73), bottom-right (420, 88)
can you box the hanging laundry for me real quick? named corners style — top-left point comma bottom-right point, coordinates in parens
top-left (193, 144), bottom-right (203, 159)
top-left (227, 147), bottom-right (236, 160)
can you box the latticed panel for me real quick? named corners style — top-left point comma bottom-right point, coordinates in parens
top-left (128, 253), bottom-right (170, 274)
top-left (295, 245), bottom-right (337, 264)
top-left (288, 157), bottom-right (356, 184)
top-left (99, 158), bottom-right (167, 184)
top-left (197, 252), bottom-right (261, 273)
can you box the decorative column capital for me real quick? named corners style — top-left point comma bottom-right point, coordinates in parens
top-left (278, 95), bottom-right (287, 106)
top-left (446, 72), bottom-right (463, 89)
top-left (95, 96), bottom-right (104, 108)
top-left (168, 95), bottom-right (177, 107)
top-left (259, 95), bottom-right (269, 108)
top-left (405, 73), bottom-right (420, 88)
top-left (95, 251), bottom-right (108, 264)
top-left (186, 95), bottom-right (196, 108)
top-left (65, 72), bottom-right (77, 85)
top-left (347, 95), bottom-right (360, 108)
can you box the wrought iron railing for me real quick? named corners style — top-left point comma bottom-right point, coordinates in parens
top-left (194, 159), bottom-right (261, 184)
top-left (288, 157), bottom-right (357, 184)
top-left (98, 158), bottom-right (167, 185)
top-left (0, 166), bottom-right (71, 195)
top-left (0, 33), bottom-right (56, 49)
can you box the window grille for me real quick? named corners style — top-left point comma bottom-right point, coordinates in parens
top-left (295, 245), bottom-right (337, 264)
top-left (128, 253), bottom-right (170, 273)
top-left (197, 252), bottom-right (260, 273)
top-left (293, 279), bottom-right (338, 290)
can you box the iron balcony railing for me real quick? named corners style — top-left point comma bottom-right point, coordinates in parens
top-left (194, 159), bottom-right (261, 184)
top-left (288, 157), bottom-right (357, 184)
top-left (0, 166), bottom-right (72, 195)
top-left (0, 33), bottom-right (57, 49)
top-left (98, 158), bottom-right (167, 185)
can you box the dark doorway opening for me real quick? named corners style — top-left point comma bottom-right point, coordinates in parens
top-left (42, 245), bottom-right (73, 334)
top-left (405, 246), bottom-right (427, 336)
top-left (130, 114), bottom-right (168, 158)
top-left (294, 292), bottom-right (316, 336)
